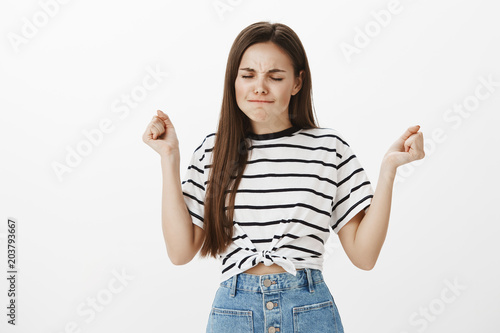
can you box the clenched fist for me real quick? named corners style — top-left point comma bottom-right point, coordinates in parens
top-left (142, 110), bottom-right (180, 157)
top-left (383, 125), bottom-right (425, 169)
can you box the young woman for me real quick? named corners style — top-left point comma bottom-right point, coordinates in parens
top-left (143, 21), bottom-right (424, 333)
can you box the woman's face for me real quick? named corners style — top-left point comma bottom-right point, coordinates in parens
top-left (235, 41), bottom-right (303, 134)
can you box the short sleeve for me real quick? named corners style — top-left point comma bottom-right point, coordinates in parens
top-left (330, 138), bottom-right (374, 234)
top-left (181, 138), bottom-right (208, 230)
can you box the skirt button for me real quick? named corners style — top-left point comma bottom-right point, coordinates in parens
top-left (263, 279), bottom-right (272, 287)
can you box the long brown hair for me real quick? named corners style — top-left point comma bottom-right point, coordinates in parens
top-left (199, 21), bottom-right (320, 259)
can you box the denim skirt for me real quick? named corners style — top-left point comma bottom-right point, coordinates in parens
top-left (206, 268), bottom-right (344, 333)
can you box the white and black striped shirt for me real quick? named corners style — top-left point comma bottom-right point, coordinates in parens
top-left (181, 125), bottom-right (374, 282)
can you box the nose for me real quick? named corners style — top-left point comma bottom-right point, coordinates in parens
top-left (253, 76), bottom-right (268, 94)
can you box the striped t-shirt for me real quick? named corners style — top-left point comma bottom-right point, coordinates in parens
top-left (181, 125), bottom-right (374, 283)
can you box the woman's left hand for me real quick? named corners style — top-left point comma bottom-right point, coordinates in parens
top-left (383, 125), bottom-right (425, 170)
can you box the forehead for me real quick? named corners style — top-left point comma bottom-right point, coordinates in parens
top-left (239, 42), bottom-right (293, 71)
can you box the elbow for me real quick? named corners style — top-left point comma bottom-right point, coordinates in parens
top-left (353, 248), bottom-right (379, 271)
top-left (165, 240), bottom-right (197, 266)
top-left (170, 257), bottom-right (188, 266)
top-left (355, 259), bottom-right (376, 271)
top-left (169, 251), bottom-right (195, 266)
top-left (358, 263), bottom-right (375, 271)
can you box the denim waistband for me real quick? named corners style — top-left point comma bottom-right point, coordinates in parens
top-left (220, 268), bottom-right (324, 297)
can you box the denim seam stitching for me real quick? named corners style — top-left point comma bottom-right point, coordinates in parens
top-left (220, 279), bottom-right (325, 292)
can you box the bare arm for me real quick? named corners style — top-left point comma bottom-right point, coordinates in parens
top-left (143, 110), bottom-right (206, 266)
top-left (338, 125), bottom-right (425, 270)
top-left (160, 152), bottom-right (205, 265)
top-left (338, 161), bottom-right (396, 270)
top-left (354, 163), bottom-right (395, 269)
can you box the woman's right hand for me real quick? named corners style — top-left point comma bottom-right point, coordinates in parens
top-left (142, 110), bottom-right (180, 157)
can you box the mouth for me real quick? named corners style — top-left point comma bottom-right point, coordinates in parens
top-left (248, 100), bottom-right (274, 103)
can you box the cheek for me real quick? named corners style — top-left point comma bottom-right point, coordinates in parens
top-left (234, 80), bottom-right (245, 104)
top-left (276, 86), bottom-right (293, 103)
top-left (235, 80), bottom-right (248, 99)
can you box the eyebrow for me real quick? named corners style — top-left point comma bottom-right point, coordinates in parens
top-left (239, 67), bottom-right (286, 73)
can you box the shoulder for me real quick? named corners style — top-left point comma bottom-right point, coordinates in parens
top-left (299, 127), bottom-right (350, 147)
top-left (193, 131), bottom-right (216, 154)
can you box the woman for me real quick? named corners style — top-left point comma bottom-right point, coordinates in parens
top-left (143, 21), bottom-right (424, 333)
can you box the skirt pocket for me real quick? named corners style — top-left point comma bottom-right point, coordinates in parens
top-left (208, 307), bottom-right (254, 333)
top-left (293, 300), bottom-right (340, 333)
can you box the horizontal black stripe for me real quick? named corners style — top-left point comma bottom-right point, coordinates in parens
top-left (290, 254), bottom-right (322, 260)
top-left (233, 187), bottom-right (333, 201)
top-left (337, 168), bottom-right (365, 187)
top-left (250, 233), bottom-right (300, 243)
top-left (182, 179), bottom-right (205, 192)
top-left (331, 195), bottom-right (373, 230)
top-left (299, 130), bottom-right (348, 146)
top-left (238, 255), bottom-right (252, 269)
top-left (239, 172), bottom-right (338, 186)
top-left (277, 244), bottom-right (322, 256)
top-left (332, 181), bottom-right (372, 211)
top-left (245, 157), bottom-right (337, 169)
top-left (248, 233), bottom-right (326, 245)
top-left (221, 262), bottom-right (235, 274)
top-left (234, 218), bottom-right (330, 233)
top-left (306, 234), bottom-right (325, 245)
top-left (230, 202), bottom-right (331, 217)
top-left (186, 208), bottom-right (204, 223)
top-left (182, 191), bottom-right (204, 205)
top-left (187, 164), bottom-right (204, 174)
top-left (222, 247), bottom-right (251, 265)
top-left (232, 234), bottom-right (248, 241)
top-left (249, 143), bottom-right (338, 153)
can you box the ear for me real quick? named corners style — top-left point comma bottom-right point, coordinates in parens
top-left (291, 70), bottom-right (305, 96)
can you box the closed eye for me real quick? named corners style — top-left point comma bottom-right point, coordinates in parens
top-left (241, 75), bottom-right (283, 81)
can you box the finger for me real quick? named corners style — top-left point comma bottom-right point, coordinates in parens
top-left (145, 118), bottom-right (164, 140)
top-left (405, 133), bottom-right (425, 157)
top-left (413, 132), bottom-right (425, 156)
top-left (151, 114), bottom-right (167, 128)
top-left (400, 125), bottom-right (420, 141)
top-left (150, 122), bottom-right (165, 137)
top-left (404, 136), bottom-right (414, 152)
top-left (156, 110), bottom-right (169, 121)
top-left (156, 110), bottom-right (175, 130)
top-left (142, 123), bottom-right (156, 141)
top-left (145, 126), bottom-right (155, 140)
top-left (150, 115), bottom-right (164, 127)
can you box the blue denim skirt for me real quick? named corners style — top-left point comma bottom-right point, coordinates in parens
top-left (206, 268), bottom-right (344, 333)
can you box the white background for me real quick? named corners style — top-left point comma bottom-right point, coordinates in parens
top-left (1, 0), bottom-right (499, 332)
